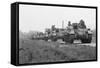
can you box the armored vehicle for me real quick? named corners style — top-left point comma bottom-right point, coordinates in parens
top-left (42, 20), bottom-right (92, 43)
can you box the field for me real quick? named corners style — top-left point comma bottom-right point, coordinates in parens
top-left (19, 38), bottom-right (96, 64)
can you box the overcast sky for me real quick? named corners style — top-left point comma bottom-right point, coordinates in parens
top-left (19, 4), bottom-right (96, 33)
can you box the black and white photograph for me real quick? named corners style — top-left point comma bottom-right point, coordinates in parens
top-left (17, 3), bottom-right (97, 64)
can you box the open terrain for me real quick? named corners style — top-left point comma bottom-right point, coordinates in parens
top-left (19, 38), bottom-right (96, 64)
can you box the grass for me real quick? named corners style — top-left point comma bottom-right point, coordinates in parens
top-left (19, 38), bottom-right (96, 64)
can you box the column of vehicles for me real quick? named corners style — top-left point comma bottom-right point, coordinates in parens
top-left (32, 19), bottom-right (92, 43)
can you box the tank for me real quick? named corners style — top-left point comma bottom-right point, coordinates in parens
top-left (43, 20), bottom-right (92, 43)
top-left (32, 20), bottom-right (92, 43)
top-left (42, 24), bottom-right (75, 43)
top-left (71, 19), bottom-right (92, 43)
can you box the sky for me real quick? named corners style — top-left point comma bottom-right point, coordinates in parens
top-left (19, 4), bottom-right (96, 33)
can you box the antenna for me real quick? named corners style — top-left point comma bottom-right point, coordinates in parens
top-left (62, 20), bottom-right (64, 28)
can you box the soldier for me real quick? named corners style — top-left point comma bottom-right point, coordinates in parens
top-left (78, 19), bottom-right (86, 29)
top-left (67, 21), bottom-right (73, 32)
top-left (51, 25), bottom-right (56, 31)
top-left (68, 21), bottom-right (72, 26)
top-left (68, 21), bottom-right (73, 28)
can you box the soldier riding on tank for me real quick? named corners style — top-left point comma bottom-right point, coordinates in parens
top-left (67, 21), bottom-right (73, 32)
top-left (78, 19), bottom-right (86, 29)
